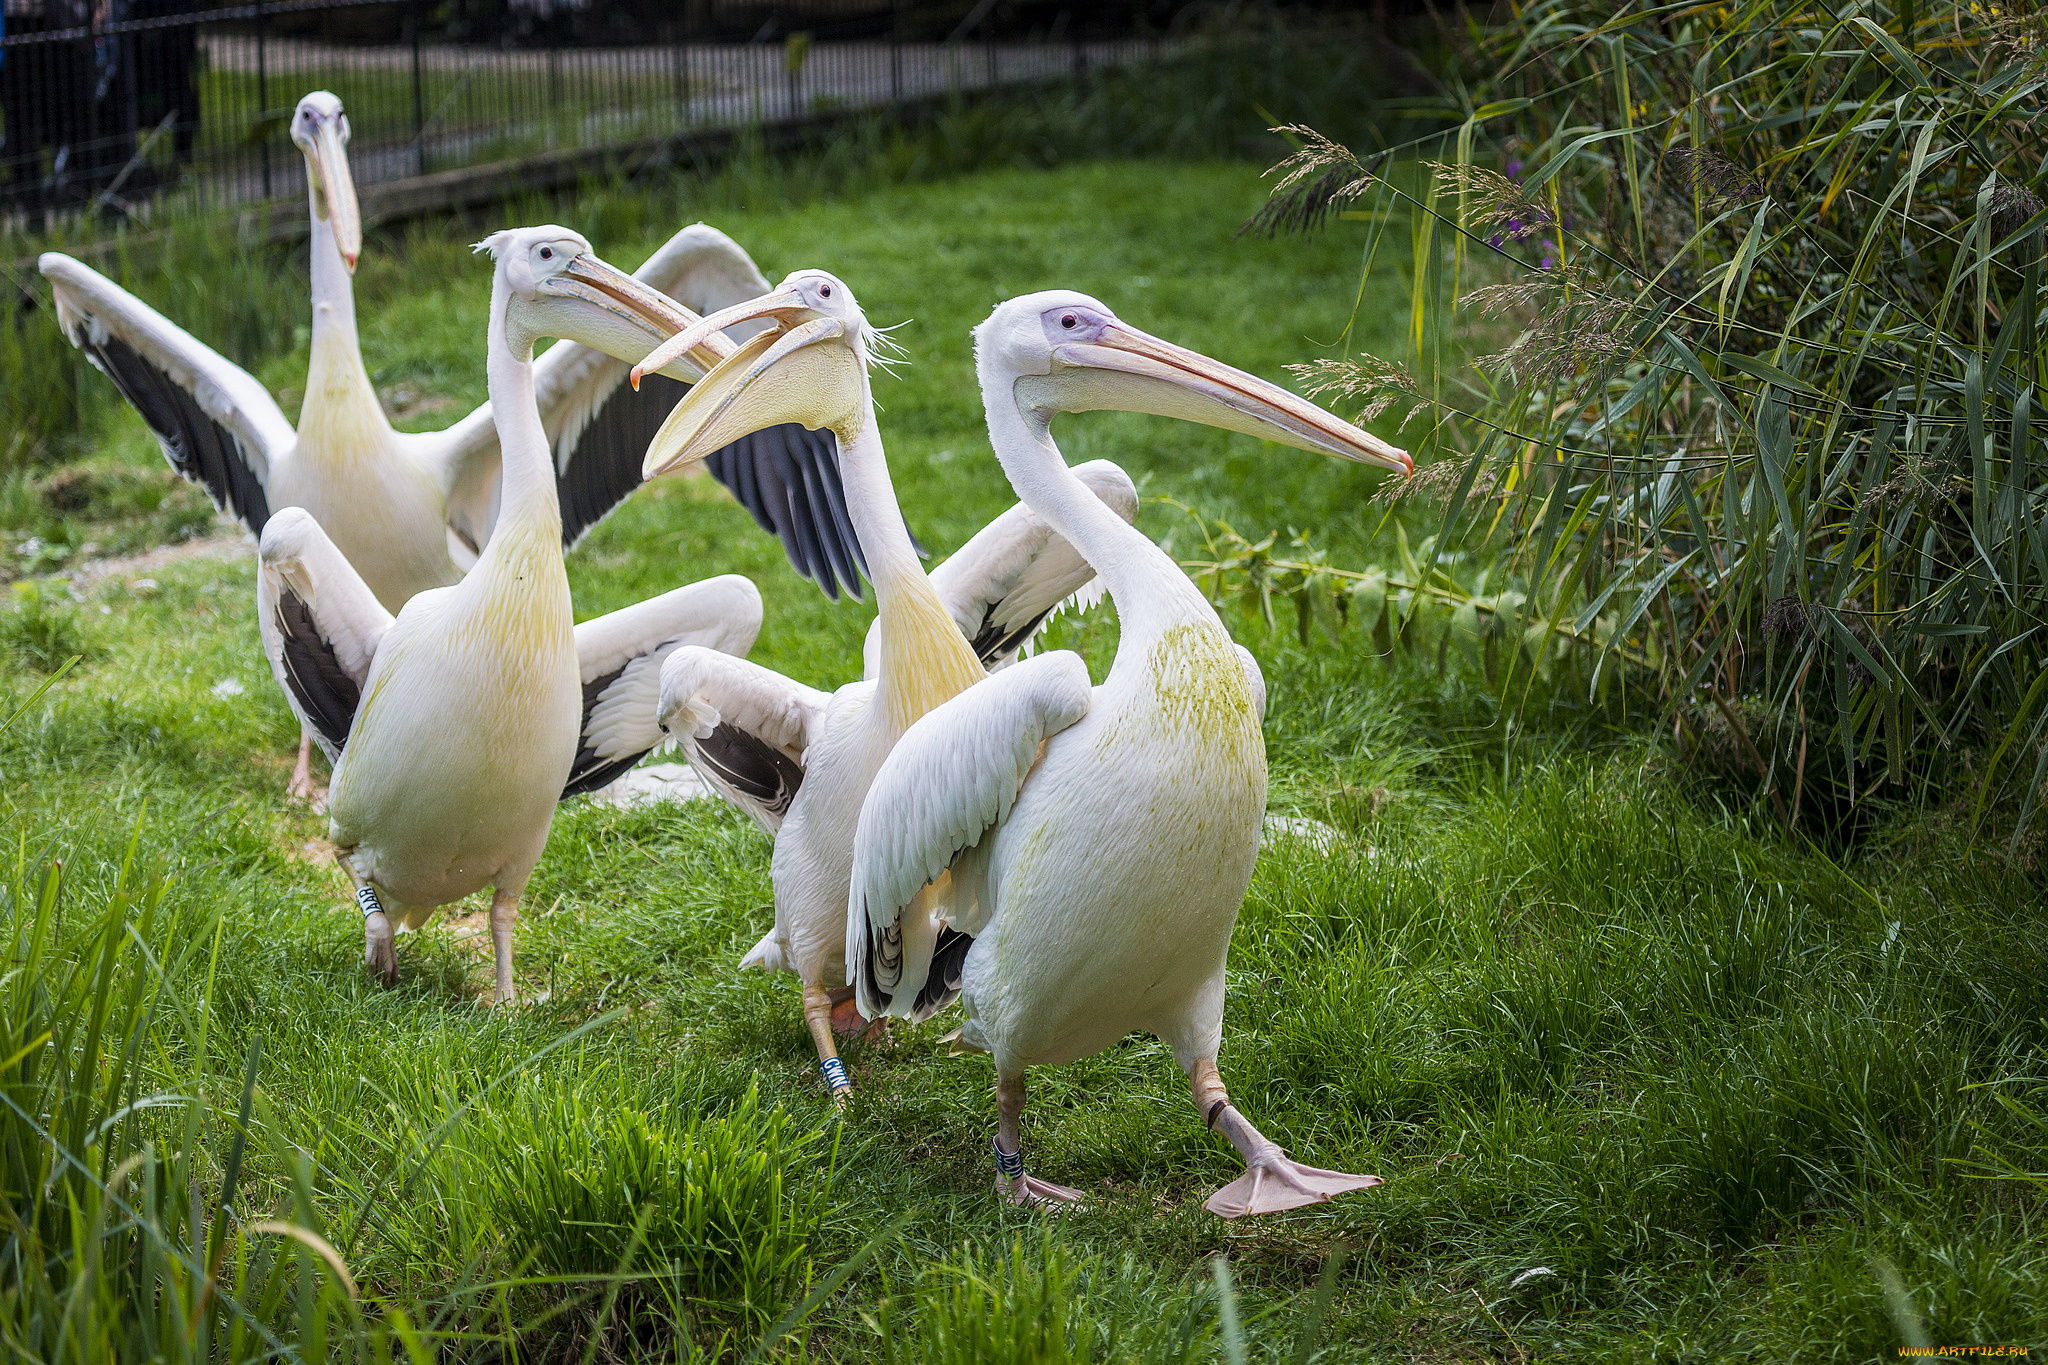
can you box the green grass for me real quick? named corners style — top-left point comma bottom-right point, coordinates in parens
top-left (2, 157), bottom-right (2046, 1361)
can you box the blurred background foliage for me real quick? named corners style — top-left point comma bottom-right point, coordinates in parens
top-left (1235, 0), bottom-right (2048, 845)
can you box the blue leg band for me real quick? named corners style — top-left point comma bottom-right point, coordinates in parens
top-left (993, 1137), bottom-right (1025, 1181)
top-left (356, 886), bottom-right (384, 919)
top-left (821, 1057), bottom-right (852, 1093)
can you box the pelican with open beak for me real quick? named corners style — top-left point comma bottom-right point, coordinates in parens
top-left (838, 290), bottom-right (1406, 1215)
top-left (258, 227), bottom-right (761, 1003)
top-left (637, 271), bottom-right (1144, 1099)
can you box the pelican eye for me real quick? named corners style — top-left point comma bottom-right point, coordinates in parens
top-left (820, 283), bottom-right (833, 298)
top-left (1061, 314), bottom-right (1077, 329)
top-left (539, 247), bottom-right (554, 260)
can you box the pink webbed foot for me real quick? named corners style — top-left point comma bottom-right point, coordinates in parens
top-left (1005, 1173), bottom-right (1085, 1209)
top-left (1203, 1156), bottom-right (1381, 1219)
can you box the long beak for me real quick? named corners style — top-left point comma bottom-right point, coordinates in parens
top-left (1046, 323), bottom-right (1413, 474)
top-left (630, 282), bottom-right (810, 391)
top-left (546, 256), bottom-right (733, 379)
top-left (641, 315), bottom-right (861, 479)
top-left (310, 119), bottom-right (361, 272)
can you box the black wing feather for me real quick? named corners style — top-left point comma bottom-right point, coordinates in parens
top-left (913, 927), bottom-right (973, 1017)
top-left (694, 721), bottom-right (804, 821)
top-left (88, 332), bottom-right (271, 532)
top-left (561, 660), bottom-right (650, 800)
top-left (274, 583), bottom-right (359, 753)
top-left (557, 374), bottom-right (689, 550)
top-left (968, 600), bottom-right (1061, 671)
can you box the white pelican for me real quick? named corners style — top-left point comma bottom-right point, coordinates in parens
top-left (259, 225), bottom-right (749, 1003)
top-left (39, 91), bottom-right (875, 796)
top-left (633, 271), bottom-right (1137, 1095)
top-left (842, 292), bottom-right (1413, 1217)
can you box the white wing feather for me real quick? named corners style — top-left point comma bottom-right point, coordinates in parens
top-left (569, 575), bottom-right (762, 788)
top-left (40, 252), bottom-right (294, 512)
top-left (847, 651), bottom-right (1094, 1018)
top-left (656, 649), bottom-right (831, 832)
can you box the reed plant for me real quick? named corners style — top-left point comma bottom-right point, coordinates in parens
top-left (1234, 0), bottom-right (2048, 840)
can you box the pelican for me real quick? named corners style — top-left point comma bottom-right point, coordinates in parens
top-left (633, 271), bottom-right (1137, 1096)
top-left (840, 292), bottom-right (1412, 1217)
top-left (259, 225), bottom-right (748, 1003)
top-left (39, 90), bottom-right (875, 797)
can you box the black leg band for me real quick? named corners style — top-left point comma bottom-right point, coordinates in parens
top-left (992, 1136), bottom-right (1025, 1181)
top-left (1206, 1099), bottom-right (1229, 1130)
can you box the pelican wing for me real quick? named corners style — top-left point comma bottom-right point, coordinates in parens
top-left (656, 649), bottom-right (831, 833)
top-left (41, 253), bottom-right (291, 533)
top-left (430, 224), bottom-right (875, 595)
top-left (257, 508), bottom-right (394, 761)
top-left (848, 651), bottom-right (1094, 1022)
top-left (862, 461), bottom-right (1135, 678)
top-left (565, 574), bottom-right (763, 800)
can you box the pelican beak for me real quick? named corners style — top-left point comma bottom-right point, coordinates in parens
top-left (640, 313), bottom-right (861, 479)
top-left (309, 117), bottom-right (361, 272)
top-left (540, 255), bottom-right (733, 379)
top-left (1038, 322), bottom-right (1413, 475)
top-left (629, 282), bottom-right (811, 391)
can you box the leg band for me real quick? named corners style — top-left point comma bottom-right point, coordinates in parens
top-left (1206, 1099), bottom-right (1229, 1130)
top-left (820, 1057), bottom-right (852, 1093)
top-left (356, 885), bottom-right (384, 919)
top-left (992, 1137), bottom-right (1025, 1181)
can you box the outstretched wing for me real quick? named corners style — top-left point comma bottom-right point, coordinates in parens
top-left (864, 460), bottom-right (1134, 678)
top-left (565, 574), bottom-right (763, 800)
top-left (848, 651), bottom-right (1093, 1022)
top-left (431, 224), bottom-right (875, 595)
top-left (656, 648), bottom-right (831, 833)
top-left (41, 252), bottom-right (292, 533)
top-left (257, 508), bottom-right (394, 761)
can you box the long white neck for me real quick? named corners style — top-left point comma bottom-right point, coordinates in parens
top-left (299, 176), bottom-right (388, 446)
top-left (479, 296), bottom-right (563, 558)
top-left (840, 407), bottom-right (982, 731)
top-left (978, 363), bottom-right (1208, 641)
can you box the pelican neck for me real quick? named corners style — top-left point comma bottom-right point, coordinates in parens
top-left (839, 411), bottom-right (982, 730)
top-left (479, 297), bottom-right (564, 554)
top-left (977, 362), bottom-right (1208, 641)
top-left (299, 170), bottom-right (388, 446)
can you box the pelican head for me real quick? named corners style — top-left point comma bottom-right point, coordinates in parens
top-left (634, 269), bottom-right (874, 479)
top-left (476, 227), bottom-right (730, 376)
top-left (291, 91), bottom-right (361, 273)
top-left (974, 291), bottom-right (1413, 475)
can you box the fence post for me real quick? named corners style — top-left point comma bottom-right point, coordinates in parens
top-left (410, 0), bottom-right (427, 176)
top-left (890, 0), bottom-right (903, 102)
top-left (255, 0), bottom-right (271, 199)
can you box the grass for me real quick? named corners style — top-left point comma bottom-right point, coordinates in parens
top-left (1, 154), bottom-right (2045, 1361)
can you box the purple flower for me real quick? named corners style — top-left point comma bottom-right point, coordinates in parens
top-left (1540, 240), bottom-right (1557, 269)
top-left (1506, 159), bottom-right (1523, 180)
top-left (1487, 232), bottom-right (1504, 249)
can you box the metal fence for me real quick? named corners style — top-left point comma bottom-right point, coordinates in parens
top-left (0, 1), bottom-right (1174, 236)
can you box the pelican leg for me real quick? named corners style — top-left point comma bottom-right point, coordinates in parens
top-left (803, 983), bottom-right (855, 1100)
top-left (993, 1071), bottom-right (1083, 1209)
top-left (357, 884), bottom-right (397, 986)
top-left (1187, 1058), bottom-right (1381, 1219)
top-left (287, 732), bottom-right (327, 807)
top-left (488, 888), bottom-right (520, 1005)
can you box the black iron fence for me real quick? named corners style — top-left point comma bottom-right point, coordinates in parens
top-left (0, 0), bottom-right (1176, 236)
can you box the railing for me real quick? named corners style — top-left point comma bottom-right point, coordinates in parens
top-left (0, 1), bottom-right (1169, 238)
